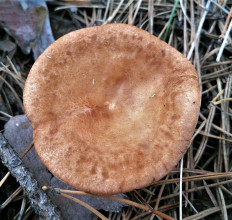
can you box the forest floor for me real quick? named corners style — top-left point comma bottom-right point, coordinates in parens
top-left (0, 0), bottom-right (232, 220)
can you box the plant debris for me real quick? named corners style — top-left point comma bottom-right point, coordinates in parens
top-left (0, 0), bottom-right (54, 59)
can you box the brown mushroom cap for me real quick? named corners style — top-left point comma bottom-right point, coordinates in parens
top-left (23, 24), bottom-right (201, 195)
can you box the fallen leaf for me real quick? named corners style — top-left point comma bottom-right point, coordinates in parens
top-left (0, 40), bottom-right (16, 52)
top-left (0, 0), bottom-right (54, 59)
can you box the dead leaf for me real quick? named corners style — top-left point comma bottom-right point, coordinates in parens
top-left (0, 40), bottom-right (16, 52)
top-left (0, 0), bottom-right (54, 59)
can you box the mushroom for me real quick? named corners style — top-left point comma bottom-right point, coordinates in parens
top-left (23, 24), bottom-right (201, 195)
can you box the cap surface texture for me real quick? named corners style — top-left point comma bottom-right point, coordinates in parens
top-left (23, 24), bottom-right (201, 195)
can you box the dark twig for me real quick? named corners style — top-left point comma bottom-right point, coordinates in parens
top-left (0, 134), bottom-right (63, 220)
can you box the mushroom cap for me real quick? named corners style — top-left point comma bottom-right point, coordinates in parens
top-left (23, 24), bottom-right (201, 195)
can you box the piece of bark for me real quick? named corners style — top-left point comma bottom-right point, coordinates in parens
top-left (0, 133), bottom-right (63, 220)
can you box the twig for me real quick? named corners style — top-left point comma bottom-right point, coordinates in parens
top-left (0, 134), bottom-right (63, 219)
top-left (198, 131), bottom-right (232, 143)
top-left (6, 56), bottom-right (20, 77)
top-left (151, 179), bottom-right (232, 203)
top-left (218, 187), bottom-right (228, 220)
top-left (203, 180), bottom-right (218, 207)
top-left (0, 142), bottom-right (34, 187)
top-left (179, 0), bottom-right (190, 24)
top-left (194, 105), bottom-right (215, 166)
top-left (211, 89), bottom-right (224, 103)
top-left (18, 197), bottom-right (26, 220)
top-left (154, 175), bottom-right (169, 212)
top-left (216, 13), bottom-right (232, 62)
top-left (156, 172), bottom-right (232, 185)
top-left (60, 193), bottom-right (108, 220)
top-left (182, 192), bottom-right (198, 213)
top-left (211, 0), bottom-right (229, 14)
top-left (148, 0), bottom-right (154, 34)
top-left (104, 0), bottom-right (124, 24)
top-left (0, 172), bottom-right (10, 187)
top-left (43, 186), bottom-right (175, 220)
top-left (187, 0), bottom-right (212, 60)
top-left (116, 0), bottom-right (135, 23)
top-left (1, 186), bottom-right (22, 209)
top-left (183, 204), bottom-right (232, 220)
top-left (213, 98), bottom-right (232, 105)
top-left (132, 0), bottom-right (143, 24)
top-left (179, 157), bottom-right (183, 220)
top-left (219, 8), bottom-right (232, 38)
top-left (0, 75), bottom-right (24, 111)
